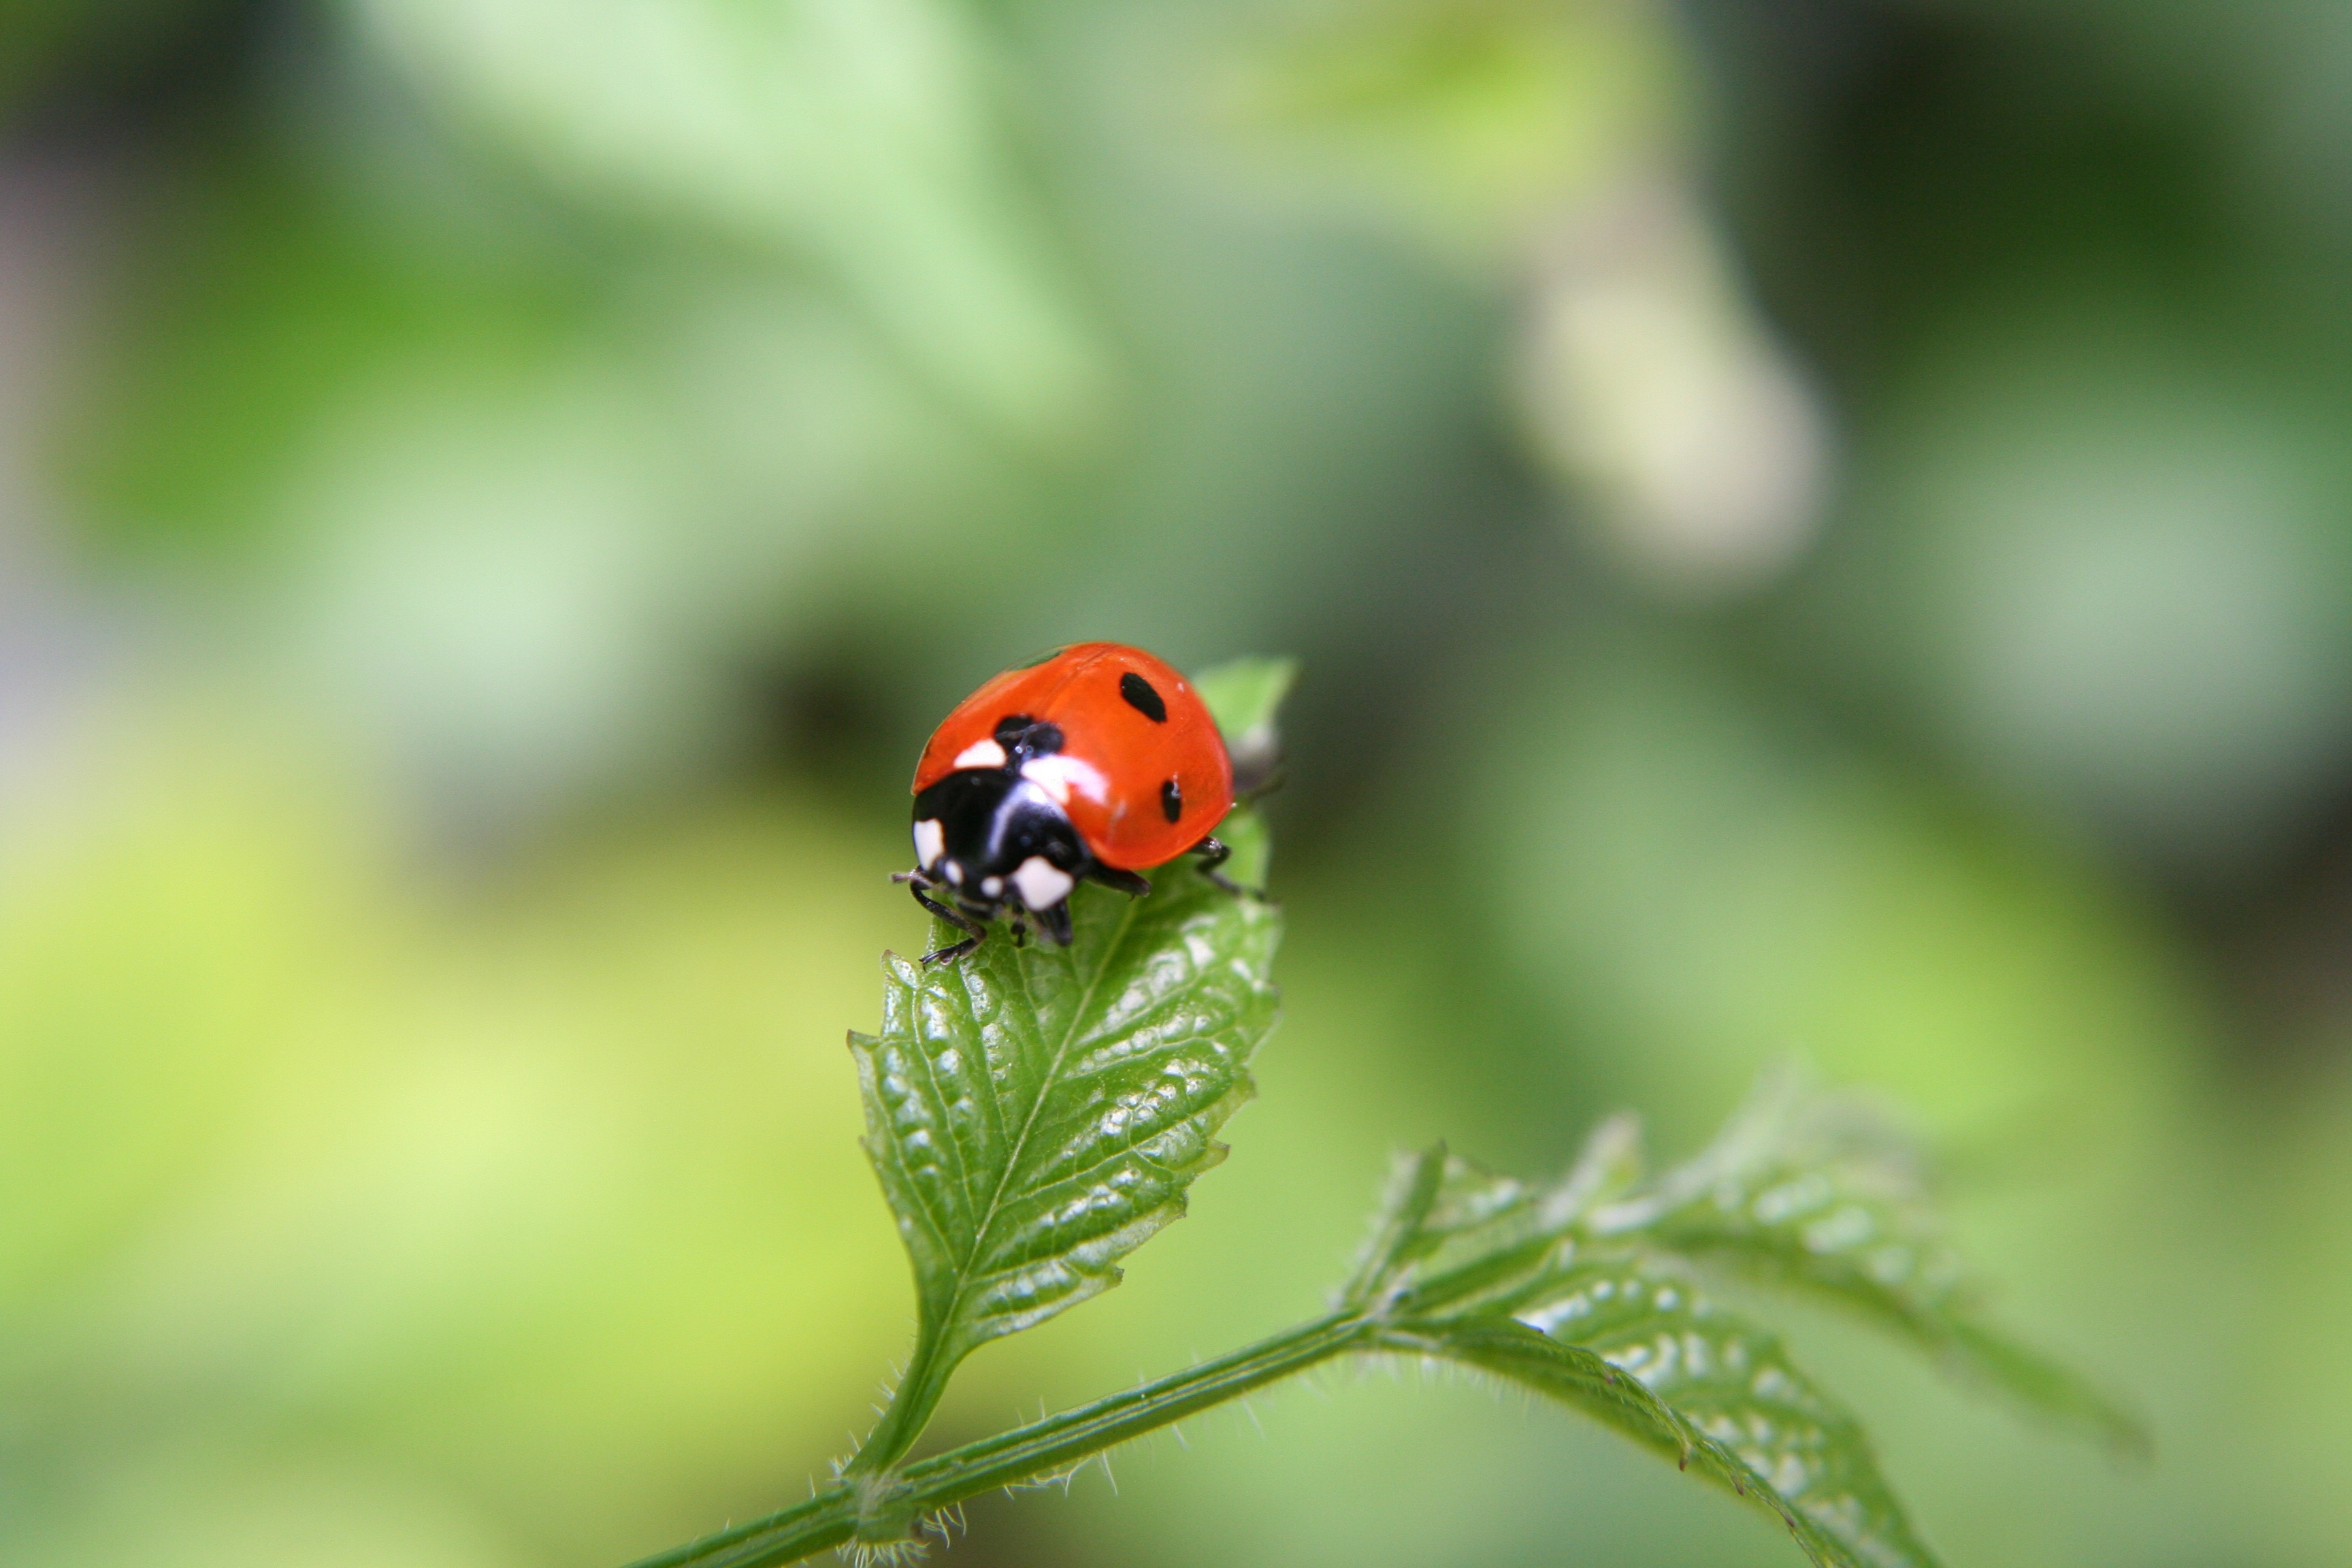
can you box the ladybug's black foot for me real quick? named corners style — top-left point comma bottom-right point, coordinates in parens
top-left (910, 881), bottom-right (988, 964)
top-left (1189, 836), bottom-right (1264, 900)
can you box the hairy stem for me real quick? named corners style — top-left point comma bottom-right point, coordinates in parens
top-left (840, 1326), bottom-right (959, 1481)
top-left (623, 1311), bottom-right (1367, 1568)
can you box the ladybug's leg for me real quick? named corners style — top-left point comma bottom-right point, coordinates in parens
top-left (1188, 836), bottom-right (1262, 899)
top-left (1085, 864), bottom-right (1152, 899)
top-left (1232, 766), bottom-right (1286, 808)
top-left (911, 881), bottom-right (986, 965)
top-left (1031, 897), bottom-right (1075, 947)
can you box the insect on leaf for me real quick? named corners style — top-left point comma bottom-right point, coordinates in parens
top-left (845, 654), bottom-right (1290, 1474)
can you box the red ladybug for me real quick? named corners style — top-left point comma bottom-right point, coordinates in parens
top-left (900, 642), bottom-right (1239, 964)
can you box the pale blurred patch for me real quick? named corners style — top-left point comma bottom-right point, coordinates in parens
top-left (0, 701), bottom-right (914, 1565)
top-left (1516, 186), bottom-right (1831, 598)
top-left (1214, 0), bottom-right (1688, 265)
top-left (1215, 3), bottom-right (1827, 600)
top-left (1825, 291), bottom-right (2352, 880)
top-left (344, 0), bottom-right (1114, 448)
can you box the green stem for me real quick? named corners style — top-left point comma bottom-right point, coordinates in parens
top-left (839, 1326), bottom-right (959, 1481)
top-left (621, 1311), bottom-right (1368, 1568)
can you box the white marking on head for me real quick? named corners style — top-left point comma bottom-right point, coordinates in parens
top-left (1020, 753), bottom-right (1109, 807)
top-left (953, 738), bottom-right (1008, 770)
top-left (913, 817), bottom-right (945, 869)
top-left (944, 860), bottom-right (964, 886)
top-left (1011, 857), bottom-right (1074, 911)
top-left (981, 876), bottom-right (1002, 898)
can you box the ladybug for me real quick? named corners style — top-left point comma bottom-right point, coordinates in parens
top-left (898, 642), bottom-right (1240, 964)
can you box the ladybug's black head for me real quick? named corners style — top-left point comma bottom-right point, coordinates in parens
top-left (911, 767), bottom-right (1088, 930)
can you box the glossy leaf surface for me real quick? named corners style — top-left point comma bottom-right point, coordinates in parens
top-left (854, 876), bottom-right (1279, 1355)
top-left (1417, 1307), bottom-right (1929, 1568)
top-left (1351, 1112), bottom-right (1947, 1568)
top-left (1520, 1270), bottom-right (1933, 1568)
top-left (1603, 1079), bottom-right (2148, 1454)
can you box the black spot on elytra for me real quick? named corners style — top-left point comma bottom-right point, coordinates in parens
top-left (1160, 777), bottom-right (1183, 823)
top-left (1120, 671), bottom-right (1167, 723)
top-left (994, 714), bottom-right (1062, 754)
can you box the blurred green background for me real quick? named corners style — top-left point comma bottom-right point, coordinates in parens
top-left (3, 1), bottom-right (2350, 1564)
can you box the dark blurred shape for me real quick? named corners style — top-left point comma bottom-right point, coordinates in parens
top-left (3, 0), bottom-right (272, 140)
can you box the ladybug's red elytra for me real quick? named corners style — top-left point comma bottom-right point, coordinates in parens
top-left (898, 642), bottom-right (1240, 964)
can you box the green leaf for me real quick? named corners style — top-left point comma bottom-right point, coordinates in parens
top-left (1193, 655), bottom-right (1298, 750)
top-left (1343, 1115), bottom-right (1641, 1324)
top-left (1405, 1284), bottom-right (1937, 1568)
top-left (855, 879), bottom-right (1279, 1343)
top-left (1605, 1078), bottom-right (2150, 1456)
top-left (1340, 1142), bottom-right (1450, 1311)
top-left (1352, 1113), bottom-right (1948, 1568)
top-left (1329, 1083), bottom-right (2163, 1567)
top-left (1535, 1265), bottom-right (1940, 1567)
